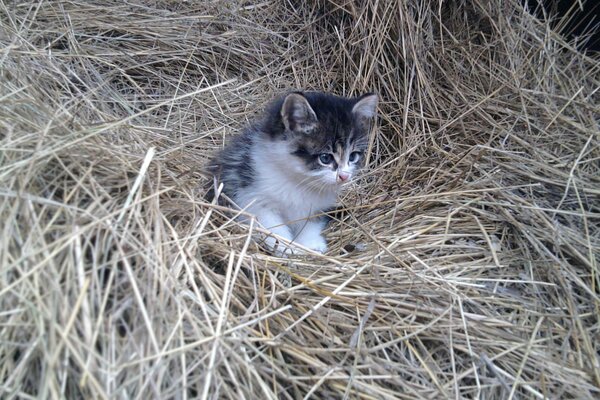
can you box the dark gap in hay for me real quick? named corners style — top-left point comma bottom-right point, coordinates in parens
top-left (525, 0), bottom-right (600, 52)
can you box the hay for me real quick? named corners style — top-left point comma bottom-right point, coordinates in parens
top-left (1, 0), bottom-right (599, 398)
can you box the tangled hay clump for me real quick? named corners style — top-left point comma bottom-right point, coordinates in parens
top-left (1, 0), bottom-right (599, 398)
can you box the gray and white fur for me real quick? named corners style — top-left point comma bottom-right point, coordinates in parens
top-left (209, 91), bottom-right (378, 254)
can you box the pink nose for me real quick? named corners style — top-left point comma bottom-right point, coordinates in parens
top-left (337, 171), bottom-right (350, 182)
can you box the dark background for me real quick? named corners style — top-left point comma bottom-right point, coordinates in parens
top-left (526, 0), bottom-right (600, 52)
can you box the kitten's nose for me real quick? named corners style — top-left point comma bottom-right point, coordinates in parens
top-left (337, 171), bottom-right (350, 183)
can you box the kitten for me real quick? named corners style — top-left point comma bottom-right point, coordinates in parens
top-left (209, 91), bottom-right (378, 255)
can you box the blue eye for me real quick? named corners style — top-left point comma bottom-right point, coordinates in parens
top-left (349, 151), bottom-right (362, 163)
top-left (319, 153), bottom-right (333, 164)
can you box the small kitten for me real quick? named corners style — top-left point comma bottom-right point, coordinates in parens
top-left (209, 91), bottom-right (378, 254)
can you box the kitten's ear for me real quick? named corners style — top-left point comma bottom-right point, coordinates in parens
top-left (352, 93), bottom-right (378, 120)
top-left (281, 93), bottom-right (318, 134)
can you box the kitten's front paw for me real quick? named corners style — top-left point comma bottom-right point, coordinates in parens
top-left (297, 235), bottom-right (328, 254)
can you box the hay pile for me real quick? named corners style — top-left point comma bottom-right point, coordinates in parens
top-left (1, 0), bottom-right (599, 398)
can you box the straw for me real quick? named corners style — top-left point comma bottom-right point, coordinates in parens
top-left (1, 0), bottom-right (598, 398)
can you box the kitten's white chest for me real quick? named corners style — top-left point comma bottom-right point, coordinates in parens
top-left (244, 167), bottom-right (336, 220)
top-left (235, 141), bottom-right (338, 224)
top-left (274, 178), bottom-right (336, 221)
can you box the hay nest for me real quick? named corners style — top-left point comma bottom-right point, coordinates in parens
top-left (1, 0), bottom-right (599, 398)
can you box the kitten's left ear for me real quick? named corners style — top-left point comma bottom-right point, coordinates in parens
top-left (352, 93), bottom-right (379, 120)
top-left (281, 93), bottom-right (318, 134)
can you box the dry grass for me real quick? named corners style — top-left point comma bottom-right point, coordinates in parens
top-left (1, 0), bottom-right (599, 398)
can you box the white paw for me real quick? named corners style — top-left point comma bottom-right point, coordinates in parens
top-left (297, 235), bottom-right (328, 254)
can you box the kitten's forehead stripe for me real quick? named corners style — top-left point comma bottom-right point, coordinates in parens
top-left (335, 143), bottom-right (343, 158)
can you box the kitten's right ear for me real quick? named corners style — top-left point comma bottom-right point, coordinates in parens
top-left (281, 93), bottom-right (318, 134)
top-left (352, 93), bottom-right (378, 120)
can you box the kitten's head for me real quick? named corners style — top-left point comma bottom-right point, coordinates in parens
top-left (265, 91), bottom-right (378, 189)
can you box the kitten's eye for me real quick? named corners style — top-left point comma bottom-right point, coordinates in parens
top-left (319, 153), bottom-right (333, 164)
top-left (349, 151), bottom-right (362, 163)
